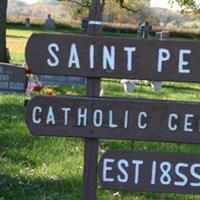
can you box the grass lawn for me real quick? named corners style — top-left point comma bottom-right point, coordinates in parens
top-left (1, 24), bottom-right (200, 199)
top-left (6, 24), bottom-right (73, 65)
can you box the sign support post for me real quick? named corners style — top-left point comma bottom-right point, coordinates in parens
top-left (83, 0), bottom-right (102, 199)
top-left (25, 0), bottom-right (200, 196)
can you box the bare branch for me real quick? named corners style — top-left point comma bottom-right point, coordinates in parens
top-left (67, 0), bottom-right (90, 8)
top-left (66, 0), bottom-right (143, 13)
top-left (102, 0), bottom-right (106, 10)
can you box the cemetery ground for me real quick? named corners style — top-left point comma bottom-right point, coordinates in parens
top-left (2, 25), bottom-right (200, 199)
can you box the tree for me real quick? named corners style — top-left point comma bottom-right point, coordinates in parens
top-left (64, 0), bottom-right (200, 10)
top-left (64, 0), bottom-right (200, 18)
top-left (0, 0), bottom-right (8, 62)
top-left (169, 0), bottom-right (200, 13)
top-left (63, 0), bottom-right (150, 20)
top-left (62, 0), bottom-right (149, 14)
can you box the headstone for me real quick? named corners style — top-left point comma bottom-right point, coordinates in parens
top-left (151, 81), bottom-right (162, 92)
top-left (38, 75), bottom-right (85, 87)
top-left (0, 63), bottom-right (26, 93)
top-left (137, 21), bottom-right (152, 39)
top-left (120, 79), bottom-right (139, 93)
top-left (137, 22), bottom-right (143, 38)
top-left (162, 31), bottom-right (170, 39)
top-left (156, 31), bottom-right (170, 40)
top-left (142, 21), bottom-right (151, 39)
top-left (6, 48), bottom-right (10, 62)
top-left (25, 18), bottom-right (31, 28)
top-left (81, 17), bottom-right (89, 33)
top-left (45, 14), bottom-right (56, 29)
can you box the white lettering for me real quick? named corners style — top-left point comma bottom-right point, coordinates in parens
top-left (46, 106), bottom-right (55, 125)
top-left (132, 160), bottom-right (144, 184)
top-left (77, 108), bottom-right (87, 126)
top-left (32, 106), bottom-right (42, 124)
top-left (93, 109), bottom-right (103, 127)
top-left (47, 43), bottom-right (59, 67)
top-left (138, 112), bottom-right (147, 129)
top-left (157, 48), bottom-right (170, 72)
top-left (184, 114), bottom-right (194, 132)
top-left (103, 159), bottom-right (115, 182)
top-left (160, 162), bottom-right (171, 185)
top-left (124, 47), bottom-right (136, 71)
top-left (174, 163), bottom-right (188, 186)
top-left (168, 113), bottom-right (178, 131)
top-left (103, 46), bottom-right (115, 70)
top-left (178, 49), bottom-right (191, 74)
top-left (117, 159), bottom-right (129, 183)
top-left (109, 110), bottom-right (118, 128)
top-left (190, 164), bottom-right (200, 186)
top-left (124, 110), bottom-right (129, 129)
top-left (151, 161), bottom-right (157, 185)
top-left (62, 107), bottom-right (71, 125)
top-left (68, 43), bottom-right (80, 69)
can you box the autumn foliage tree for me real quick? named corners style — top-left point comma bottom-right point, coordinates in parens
top-left (65, 0), bottom-right (200, 14)
top-left (169, 0), bottom-right (200, 13)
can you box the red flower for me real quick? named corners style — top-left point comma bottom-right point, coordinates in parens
top-left (32, 81), bottom-right (42, 92)
top-left (25, 66), bottom-right (32, 74)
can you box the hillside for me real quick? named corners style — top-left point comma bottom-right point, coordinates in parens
top-left (7, 0), bottom-right (72, 20)
top-left (7, 0), bottom-right (200, 32)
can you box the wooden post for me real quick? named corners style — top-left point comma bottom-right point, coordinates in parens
top-left (0, 0), bottom-right (8, 62)
top-left (83, 0), bottom-right (102, 200)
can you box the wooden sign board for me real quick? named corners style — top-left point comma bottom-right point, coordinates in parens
top-left (26, 95), bottom-right (200, 144)
top-left (0, 63), bottom-right (26, 93)
top-left (24, 0), bottom-right (200, 198)
top-left (26, 33), bottom-right (200, 82)
top-left (98, 150), bottom-right (200, 194)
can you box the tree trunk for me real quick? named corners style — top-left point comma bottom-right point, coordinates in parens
top-left (0, 0), bottom-right (8, 62)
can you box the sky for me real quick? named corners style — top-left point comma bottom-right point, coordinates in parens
top-left (23, 0), bottom-right (39, 4)
top-left (150, 0), bottom-right (200, 11)
top-left (150, 0), bottom-right (181, 11)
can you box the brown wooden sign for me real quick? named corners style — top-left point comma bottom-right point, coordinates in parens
top-left (98, 150), bottom-right (200, 194)
top-left (24, 0), bottom-right (200, 198)
top-left (0, 63), bottom-right (26, 93)
top-left (25, 33), bottom-right (200, 82)
top-left (26, 95), bottom-right (200, 144)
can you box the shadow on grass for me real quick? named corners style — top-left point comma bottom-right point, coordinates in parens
top-left (0, 98), bottom-right (85, 200)
top-left (7, 34), bottom-right (29, 40)
top-left (0, 174), bottom-right (82, 200)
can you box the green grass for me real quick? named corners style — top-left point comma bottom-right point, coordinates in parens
top-left (0, 95), bottom-right (84, 200)
top-left (2, 83), bottom-right (200, 200)
top-left (103, 80), bottom-right (200, 101)
top-left (6, 24), bottom-right (81, 65)
top-left (2, 25), bottom-right (200, 199)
